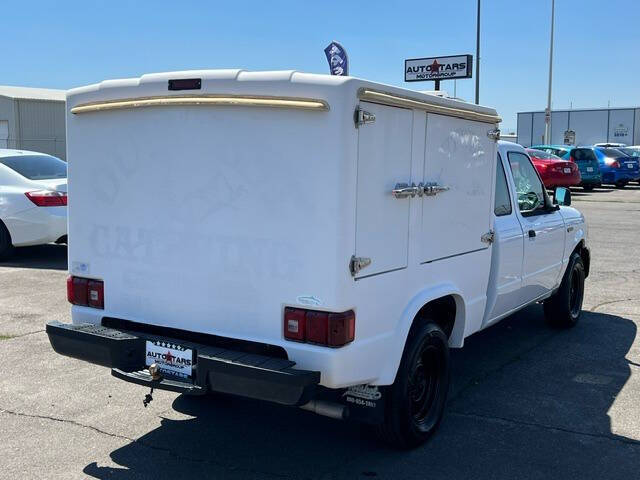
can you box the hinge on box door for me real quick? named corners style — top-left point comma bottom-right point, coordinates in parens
top-left (481, 230), bottom-right (495, 244)
top-left (487, 128), bottom-right (501, 141)
top-left (354, 108), bottom-right (375, 127)
top-left (350, 255), bottom-right (372, 276)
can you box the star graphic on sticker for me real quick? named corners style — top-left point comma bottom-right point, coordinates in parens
top-left (430, 60), bottom-right (440, 75)
top-left (165, 350), bottom-right (175, 364)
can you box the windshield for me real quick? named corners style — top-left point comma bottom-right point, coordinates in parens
top-left (0, 154), bottom-right (67, 180)
top-left (527, 149), bottom-right (561, 161)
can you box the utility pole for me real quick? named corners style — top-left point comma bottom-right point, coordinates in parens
top-left (544, 0), bottom-right (555, 144)
top-left (475, 0), bottom-right (480, 104)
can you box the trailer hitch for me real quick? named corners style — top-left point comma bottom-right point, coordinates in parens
top-left (143, 363), bottom-right (162, 407)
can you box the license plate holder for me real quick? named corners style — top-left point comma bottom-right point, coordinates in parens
top-left (563, 167), bottom-right (571, 174)
top-left (145, 340), bottom-right (194, 379)
top-left (586, 167), bottom-right (594, 172)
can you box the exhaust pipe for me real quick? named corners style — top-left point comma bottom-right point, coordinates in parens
top-left (300, 400), bottom-right (349, 420)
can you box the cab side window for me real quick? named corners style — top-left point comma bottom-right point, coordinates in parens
top-left (494, 154), bottom-right (512, 216)
top-left (507, 152), bottom-right (546, 215)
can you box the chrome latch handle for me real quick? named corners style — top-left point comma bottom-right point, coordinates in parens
top-left (422, 182), bottom-right (450, 196)
top-left (392, 182), bottom-right (420, 199)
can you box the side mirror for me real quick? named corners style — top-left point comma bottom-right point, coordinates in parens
top-left (554, 187), bottom-right (571, 206)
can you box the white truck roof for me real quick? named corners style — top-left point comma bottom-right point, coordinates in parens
top-left (66, 69), bottom-right (499, 123)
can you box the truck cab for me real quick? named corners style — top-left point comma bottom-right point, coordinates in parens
top-left (486, 141), bottom-right (589, 328)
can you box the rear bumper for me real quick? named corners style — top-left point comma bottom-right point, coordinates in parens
top-left (601, 170), bottom-right (638, 184)
top-left (542, 171), bottom-right (581, 188)
top-left (578, 173), bottom-right (601, 186)
top-left (5, 206), bottom-right (67, 247)
top-left (46, 321), bottom-right (320, 406)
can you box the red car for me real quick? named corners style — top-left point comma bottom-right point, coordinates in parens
top-left (526, 148), bottom-right (581, 189)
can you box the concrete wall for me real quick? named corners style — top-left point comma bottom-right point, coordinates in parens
top-left (0, 96), bottom-right (66, 159)
top-left (517, 108), bottom-right (640, 147)
top-left (0, 96), bottom-right (17, 150)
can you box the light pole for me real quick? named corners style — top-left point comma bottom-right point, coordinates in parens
top-left (544, 0), bottom-right (555, 144)
top-left (475, 0), bottom-right (480, 104)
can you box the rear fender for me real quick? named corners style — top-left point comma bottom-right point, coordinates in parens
top-left (378, 283), bottom-right (466, 385)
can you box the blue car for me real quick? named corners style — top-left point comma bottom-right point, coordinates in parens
top-left (530, 145), bottom-right (602, 190)
top-left (593, 147), bottom-right (640, 188)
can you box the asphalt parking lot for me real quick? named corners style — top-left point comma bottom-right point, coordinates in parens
top-left (1, 186), bottom-right (640, 480)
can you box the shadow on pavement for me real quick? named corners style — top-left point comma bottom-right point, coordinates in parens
top-left (0, 244), bottom-right (67, 270)
top-left (83, 307), bottom-right (639, 480)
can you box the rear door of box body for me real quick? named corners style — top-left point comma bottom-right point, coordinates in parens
top-left (420, 113), bottom-right (496, 265)
top-left (354, 102), bottom-right (413, 278)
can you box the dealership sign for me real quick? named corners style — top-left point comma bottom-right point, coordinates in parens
top-left (404, 54), bottom-right (473, 82)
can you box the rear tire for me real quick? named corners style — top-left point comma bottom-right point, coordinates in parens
top-left (544, 252), bottom-right (585, 328)
top-left (615, 181), bottom-right (627, 189)
top-left (582, 185), bottom-right (594, 191)
top-left (0, 221), bottom-right (14, 260)
top-left (376, 321), bottom-right (450, 449)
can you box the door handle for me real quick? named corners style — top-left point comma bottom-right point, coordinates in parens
top-left (392, 182), bottom-right (451, 199)
top-left (528, 230), bottom-right (536, 238)
top-left (392, 183), bottom-right (420, 198)
top-left (422, 182), bottom-right (451, 196)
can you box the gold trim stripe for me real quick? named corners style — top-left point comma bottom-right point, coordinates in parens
top-left (358, 88), bottom-right (501, 125)
top-left (71, 94), bottom-right (330, 114)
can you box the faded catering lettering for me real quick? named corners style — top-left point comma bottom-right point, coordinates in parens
top-left (147, 350), bottom-right (192, 366)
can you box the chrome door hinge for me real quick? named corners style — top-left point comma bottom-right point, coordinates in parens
top-left (487, 128), bottom-right (501, 141)
top-left (355, 108), bottom-right (375, 127)
top-left (481, 230), bottom-right (495, 244)
top-left (350, 255), bottom-right (372, 276)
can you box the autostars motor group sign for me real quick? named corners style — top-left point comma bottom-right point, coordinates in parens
top-left (405, 54), bottom-right (473, 82)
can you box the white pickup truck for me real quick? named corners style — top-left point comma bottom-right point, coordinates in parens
top-left (47, 70), bottom-right (590, 448)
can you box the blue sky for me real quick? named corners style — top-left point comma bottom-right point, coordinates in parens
top-left (2, 0), bottom-right (639, 130)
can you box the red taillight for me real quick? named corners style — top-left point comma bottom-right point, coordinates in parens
top-left (328, 311), bottom-right (356, 347)
top-left (306, 311), bottom-right (329, 344)
top-left (87, 280), bottom-right (104, 309)
top-left (25, 190), bottom-right (67, 207)
top-left (67, 276), bottom-right (103, 309)
top-left (67, 276), bottom-right (88, 306)
top-left (284, 308), bottom-right (306, 341)
top-left (284, 307), bottom-right (355, 347)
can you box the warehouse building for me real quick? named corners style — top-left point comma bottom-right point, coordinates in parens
top-left (517, 107), bottom-right (640, 147)
top-left (0, 85), bottom-right (66, 159)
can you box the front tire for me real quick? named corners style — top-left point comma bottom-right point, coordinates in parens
top-left (377, 322), bottom-right (450, 449)
top-left (615, 181), bottom-right (627, 189)
top-left (582, 185), bottom-right (594, 191)
top-left (544, 252), bottom-right (585, 328)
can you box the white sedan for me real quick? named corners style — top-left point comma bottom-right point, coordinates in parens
top-left (0, 149), bottom-right (67, 259)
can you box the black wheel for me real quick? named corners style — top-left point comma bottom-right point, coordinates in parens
top-left (582, 185), bottom-right (594, 191)
top-left (544, 252), bottom-right (585, 328)
top-left (0, 221), bottom-right (14, 260)
top-left (615, 181), bottom-right (627, 189)
top-left (377, 322), bottom-right (450, 449)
